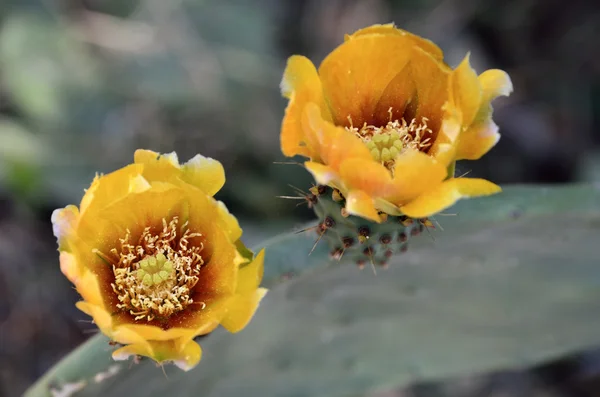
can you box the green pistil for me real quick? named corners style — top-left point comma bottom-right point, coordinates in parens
top-left (136, 252), bottom-right (175, 287)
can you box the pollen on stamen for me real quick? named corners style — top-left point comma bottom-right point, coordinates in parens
top-left (346, 107), bottom-right (433, 172)
top-left (104, 217), bottom-right (205, 322)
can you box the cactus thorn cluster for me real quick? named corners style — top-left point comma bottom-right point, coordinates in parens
top-left (300, 185), bottom-right (434, 268)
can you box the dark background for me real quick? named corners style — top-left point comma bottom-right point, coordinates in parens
top-left (0, 0), bottom-right (598, 396)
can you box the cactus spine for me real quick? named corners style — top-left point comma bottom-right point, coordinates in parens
top-left (305, 185), bottom-right (432, 268)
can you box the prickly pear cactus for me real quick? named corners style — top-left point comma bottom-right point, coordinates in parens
top-left (306, 185), bottom-right (431, 268)
top-left (26, 185), bottom-right (600, 397)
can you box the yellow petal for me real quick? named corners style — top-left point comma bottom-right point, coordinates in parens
top-left (220, 288), bottom-right (267, 333)
top-left (391, 149), bottom-right (447, 203)
top-left (456, 69), bottom-right (512, 160)
top-left (58, 251), bottom-right (80, 285)
top-left (112, 324), bottom-right (197, 343)
top-left (237, 249), bottom-right (265, 293)
top-left (479, 69), bottom-right (513, 103)
top-left (79, 163), bottom-right (145, 217)
top-left (428, 105), bottom-right (462, 167)
top-left (302, 103), bottom-right (371, 171)
top-left (400, 178), bottom-right (502, 218)
top-left (216, 200), bottom-right (243, 243)
top-left (319, 33), bottom-right (414, 127)
top-left (51, 205), bottom-right (79, 251)
top-left (112, 338), bottom-right (202, 372)
top-left (181, 154), bottom-right (225, 197)
top-left (346, 24), bottom-right (444, 61)
top-left (339, 158), bottom-right (396, 199)
top-left (76, 301), bottom-right (114, 337)
top-left (280, 55), bottom-right (330, 158)
top-left (456, 119), bottom-right (500, 160)
top-left (345, 190), bottom-right (382, 222)
top-left (135, 149), bottom-right (226, 196)
top-left (304, 161), bottom-right (338, 186)
top-left (449, 53), bottom-right (482, 128)
top-left (134, 149), bottom-right (179, 183)
top-left (98, 183), bottom-right (188, 241)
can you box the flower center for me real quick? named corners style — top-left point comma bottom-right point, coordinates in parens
top-left (346, 108), bottom-right (433, 171)
top-left (109, 217), bottom-right (204, 321)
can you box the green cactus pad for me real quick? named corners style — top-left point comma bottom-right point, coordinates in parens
top-left (26, 184), bottom-right (600, 397)
top-left (307, 185), bottom-right (430, 268)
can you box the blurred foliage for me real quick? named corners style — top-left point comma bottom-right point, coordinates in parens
top-left (0, 0), bottom-right (599, 396)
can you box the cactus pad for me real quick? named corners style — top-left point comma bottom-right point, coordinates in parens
top-left (305, 185), bottom-right (433, 268)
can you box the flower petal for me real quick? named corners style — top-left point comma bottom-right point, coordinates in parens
top-left (302, 103), bottom-right (371, 171)
top-left (280, 55), bottom-right (330, 158)
top-left (456, 119), bottom-right (501, 160)
top-left (372, 62), bottom-right (417, 126)
top-left (428, 111), bottom-right (461, 167)
top-left (456, 69), bottom-right (513, 160)
top-left (319, 33), bottom-right (414, 127)
top-left (220, 249), bottom-right (267, 333)
top-left (79, 163), bottom-right (145, 217)
top-left (407, 47), bottom-right (451, 133)
top-left (304, 161), bottom-right (338, 186)
top-left (112, 338), bottom-right (202, 372)
top-left (400, 178), bottom-right (502, 218)
top-left (391, 149), bottom-right (447, 203)
top-left (220, 288), bottom-right (267, 334)
top-left (339, 158), bottom-right (396, 199)
top-left (76, 301), bottom-right (114, 336)
top-left (345, 190), bottom-right (382, 222)
top-left (216, 200), bottom-right (243, 243)
top-left (346, 24), bottom-right (444, 61)
top-left (449, 53), bottom-right (482, 128)
top-left (181, 154), bottom-right (225, 197)
top-left (51, 205), bottom-right (79, 251)
top-left (479, 69), bottom-right (513, 103)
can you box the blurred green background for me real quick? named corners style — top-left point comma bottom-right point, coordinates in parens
top-left (0, 0), bottom-right (598, 396)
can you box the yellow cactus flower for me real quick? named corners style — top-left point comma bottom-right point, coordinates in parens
top-left (280, 24), bottom-right (513, 222)
top-left (51, 150), bottom-right (267, 370)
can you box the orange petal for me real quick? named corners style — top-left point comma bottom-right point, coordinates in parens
top-left (304, 161), bottom-right (338, 186)
top-left (408, 47), bottom-right (450, 133)
top-left (400, 178), bottom-right (502, 218)
top-left (302, 103), bottom-right (371, 171)
top-left (345, 190), bottom-right (382, 222)
top-left (319, 33), bottom-right (415, 127)
top-left (372, 62), bottom-right (417, 126)
top-left (449, 53), bottom-right (482, 128)
top-left (339, 158), bottom-right (396, 199)
top-left (391, 149), bottom-right (447, 203)
top-left (280, 55), bottom-right (330, 158)
top-left (346, 24), bottom-right (444, 61)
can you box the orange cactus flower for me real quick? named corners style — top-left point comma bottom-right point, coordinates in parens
top-left (280, 24), bottom-right (513, 222)
top-left (51, 150), bottom-right (267, 370)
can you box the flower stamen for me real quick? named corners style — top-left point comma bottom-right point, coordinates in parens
top-left (346, 107), bottom-right (433, 172)
top-left (108, 217), bottom-right (204, 321)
